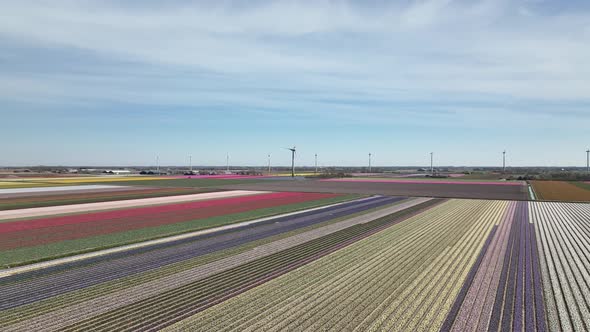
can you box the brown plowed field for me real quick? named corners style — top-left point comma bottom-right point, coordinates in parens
top-left (531, 180), bottom-right (590, 202)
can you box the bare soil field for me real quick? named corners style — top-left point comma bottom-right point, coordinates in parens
top-left (531, 181), bottom-right (590, 202)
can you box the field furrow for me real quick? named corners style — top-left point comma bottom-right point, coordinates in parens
top-left (532, 201), bottom-right (590, 331)
top-left (163, 199), bottom-right (506, 332)
top-left (57, 199), bottom-right (441, 332)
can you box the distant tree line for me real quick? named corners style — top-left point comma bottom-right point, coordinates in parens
top-left (526, 172), bottom-right (590, 181)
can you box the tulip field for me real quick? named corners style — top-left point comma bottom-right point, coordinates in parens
top-left (0, 186), bottom-right (211, 210)
top-left (0, 191), bottom-right (360, 267)
top-left (0, 184), bottom-right (588, 332)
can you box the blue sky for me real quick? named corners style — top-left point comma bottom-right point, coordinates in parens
top-left (1, 0), bottom-right (589, 167)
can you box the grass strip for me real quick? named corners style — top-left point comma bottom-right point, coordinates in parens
top-left (571, 181), bottom-right (590, 192)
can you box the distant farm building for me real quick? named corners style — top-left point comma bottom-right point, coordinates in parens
top-left (103, 169), bottom-right (132, 175)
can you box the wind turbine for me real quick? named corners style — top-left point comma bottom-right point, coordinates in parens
top-left (586, 149), bottom-right (589, 173)
top-left (267, 154), bottom-right (271, 173)
top-left (368, 153), bottom-right (372, 173)
top-left (502, 150), bottom-right (506, 173)
top-left (226, 153), bottom-right (230, 173)
top-left (430, 152), bottom-right (434, 174)
top-left (315, 153), bottom-right (318, 174)
top-left (285, 146), bottom-right (296, 177)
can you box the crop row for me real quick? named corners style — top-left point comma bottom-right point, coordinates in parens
top-left (6, 198), bottom-right (586, 331)
top-left (442, 201), bottom-right (547, 331)
top-left (0, 187), bottom-right (205, 211)
top-left (208, 199), bottom-right (490, 331)
top-left (1, 196), bottom-right (417, 330)
top-left (445, 201), bottom-right (517, 331)
top-left (49, 199), bottom-right (441, 332)
top-left (0, 196), bottom-right (398, 311)
top-left (321, 178), bottom-right (525, 186)
top-left (235, 178), bottom-right (530, 200)
top-left (165, 199), bottom-right (506, 331)
top-left (0, 193), bottom-right (355, 267)
top-left (0, 192), bottom-right (335, 238)
top-left (531, 201), bottom-right (590, 331)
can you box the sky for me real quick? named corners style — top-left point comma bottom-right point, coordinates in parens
top-left (1, 0), bottom-right (589, 167)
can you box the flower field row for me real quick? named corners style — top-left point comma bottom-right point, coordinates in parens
top-left (0, 199), bottom-right (436, 330)
top-left (442, 201), bottom-right (546, 331)
top-left (0, 185), bottom-right (128, 195)
top-left (0, 190), bottom-right (262, 220)
top-left (0, 192), bottom-right (338, 248)
top-left (0, 176), bottom-right (267, 191)
top-left (0, 176), bottom-right (169, 189)
top-left (166, 199), bottom-right (505, 331)
top-left (0, 196), bottom-right (404, 312)
top-left (0, 192), bottom-right (357, 267)
top-left (320, 177), bottom-right (525, 186)
top-left (1, 192), bottom-right (308, 233)
top-left (0, 187), bottom-right (210, 211)
top-left (54, 199), bottom-right (443, 332)
top-left (166, 175), bottom-right (270, 179)
top-left (163, 200), bottom-right (589, 331)
top-left (531, 201), bottom-right (590, 331)
top-left (1, 197), bottom-right (588, 331)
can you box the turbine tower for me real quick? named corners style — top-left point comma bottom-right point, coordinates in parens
top-left (268, 154), bottom-right (271, 174)
top-left (587, 149), bottom-right (589, 173)
top-left (430, 152), bottom-right (434, 174)
top-left (368, 153), bottom-right (372, 173)
top-left (156, 156), bottom-right (160, 175)
top-left (286, 146), bottom-right (296, 178)
top-left (226, 153), bottom-right (229, 173)
top-left (502, 150), bottom-right (506, 173)
top-left (315, 153), bottom-right (318, 174)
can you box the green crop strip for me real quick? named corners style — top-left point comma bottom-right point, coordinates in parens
top-left (571, 181), bottom-right (590, 192)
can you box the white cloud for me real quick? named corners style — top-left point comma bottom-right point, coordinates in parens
top-left (399, 0), bottom-right (453, 28)
top-left (0, 0), bottom-right (589, 109)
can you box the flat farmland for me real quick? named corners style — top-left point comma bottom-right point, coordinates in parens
top-left (531, 181), bottom-right (590, 202)
top-left (0, 190), bottom-right (266, 220)
top-left (0, 195), bottom-right (413, 328)
top-left (0, 187), bottom-right (215, 210)
top-left (0, 191), bottom-right (357, 267)
top-left (0, 176), bottom-right (267, 190)
top-left (217, 179), bottom-right (529, 200)
top-left (3, 198), bottom-right (587, 331)
top-left (85, 177), bottom-right (267, 188)
top-left (0, 185), bottom-right (133, 197)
